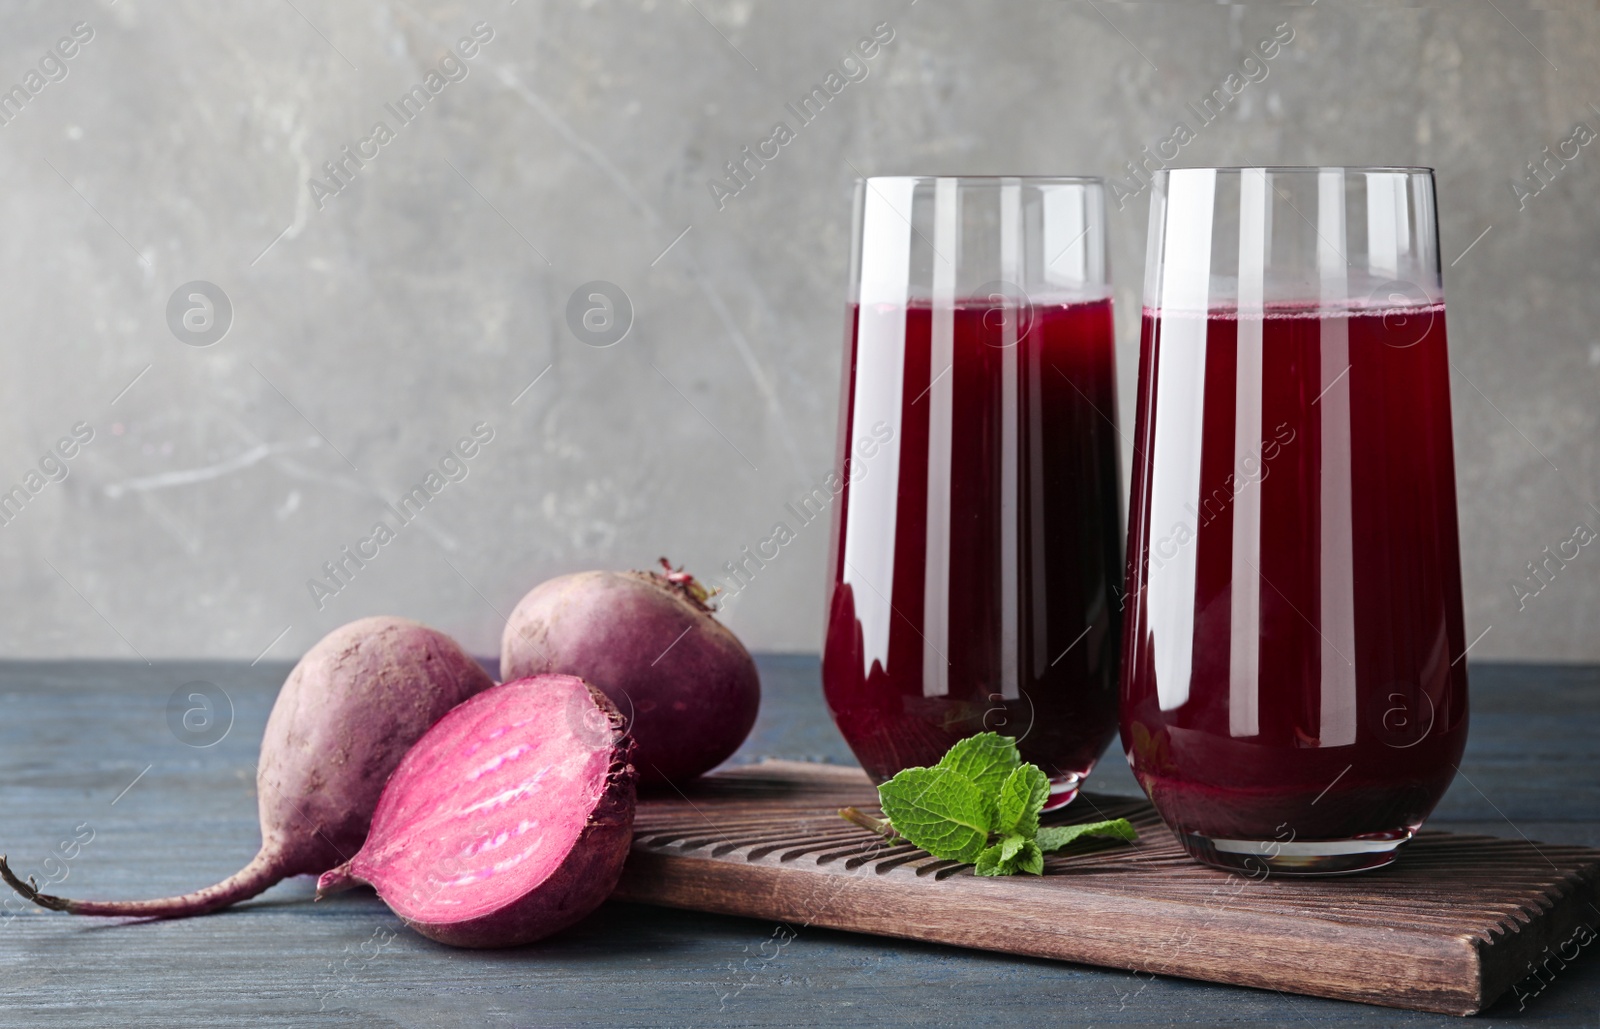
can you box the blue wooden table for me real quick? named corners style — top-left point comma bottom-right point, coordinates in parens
top-left (1, 656), bottom-right (1596, 1026)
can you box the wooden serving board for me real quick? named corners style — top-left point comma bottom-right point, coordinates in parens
top-left (613, 760), bottom-right (1600, 1016)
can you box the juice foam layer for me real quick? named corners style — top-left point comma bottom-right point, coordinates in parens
top-left (861, 288), bottom-right (1116, 310)
top-left (1143, 300), bottom-right (1446, 321)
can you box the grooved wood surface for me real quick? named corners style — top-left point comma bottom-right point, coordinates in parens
top-left (616, 761), bottom-right (1600, 1016)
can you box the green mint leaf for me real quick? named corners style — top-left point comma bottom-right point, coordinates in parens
top-left (876, 766), bottom-right (992, 863)
top-left (974, 844), bottom-right (1006, 876)
top-left (872, 736), bottom-right (1139, 878)
top-left (975, 835), bottom-right (1031, 877)
top-left (996, 764), bottom-right (1049, 836)
top-left (1035, 819), bottom-right (1139, 854)
top-left (935, 732), bottom-right (1021, 803)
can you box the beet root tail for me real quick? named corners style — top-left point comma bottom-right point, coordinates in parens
top-left (0, 848), bottom-right (284, 919)
top-left (0, 855), bottom-right (72, 911)
top-left (313, 863), bottom-right (361, 900)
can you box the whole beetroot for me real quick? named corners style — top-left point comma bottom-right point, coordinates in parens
top-left (500, 561), bottom-right (760, 788)
top-left (0, 617), bottom-right (494, 919)
top-left (316, 674), bottom-right (637, 948)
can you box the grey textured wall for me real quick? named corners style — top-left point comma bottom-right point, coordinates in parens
top-left (0, 0), bottom-right (1596, 662)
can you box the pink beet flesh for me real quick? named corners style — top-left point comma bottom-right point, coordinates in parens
top-left (317, 674), bottom-right (637, 948)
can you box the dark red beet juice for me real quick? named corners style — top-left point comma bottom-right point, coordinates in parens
top-left (823, 297), bottom-right (1122, 801)
top-left (1120, 304), bottom-right (1468, 866)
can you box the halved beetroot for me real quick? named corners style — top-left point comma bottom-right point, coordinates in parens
top-left (315, 675), bottom-right (637, 948)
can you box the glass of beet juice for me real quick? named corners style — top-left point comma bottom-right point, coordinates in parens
top-left (1123, 167), bottom-right (1468, 874)
top-left (823, 177), bottom-right (1122, 807)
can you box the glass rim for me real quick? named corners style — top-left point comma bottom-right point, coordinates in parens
top-left (855, 175), bottom-right (1105, 187)
top-left (1154, 165), bottom-right (1435, 177)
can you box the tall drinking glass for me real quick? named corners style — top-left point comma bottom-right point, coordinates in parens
top-left (1123, 167), bottom-right (1468, 874)
top-left (823, 176), bottom-right (1122, 807)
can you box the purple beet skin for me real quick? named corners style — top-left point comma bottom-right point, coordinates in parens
top-left (316, 674), bottom-right (638, 948)
top-left (0, 617), bottom-right (495, 918)
top-left (499, 561), bottom-right (760, 788)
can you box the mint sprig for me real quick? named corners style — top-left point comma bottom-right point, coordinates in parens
top-left (840, 732), bottom-right (1137, 876)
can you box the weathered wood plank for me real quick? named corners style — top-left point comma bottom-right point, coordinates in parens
top-left (0, 658), bottom-right (1596, 1026)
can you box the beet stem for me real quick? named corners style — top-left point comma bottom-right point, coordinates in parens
top-left (653, 558), bottom-right (717, 611)
top-left (0, 848), bottom-right (284, 919)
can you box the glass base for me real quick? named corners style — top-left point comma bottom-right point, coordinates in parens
top-left (1042, 772), bottom-right (1084, 811)
top-left (1177, 828), bottom-right (1414, 876)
